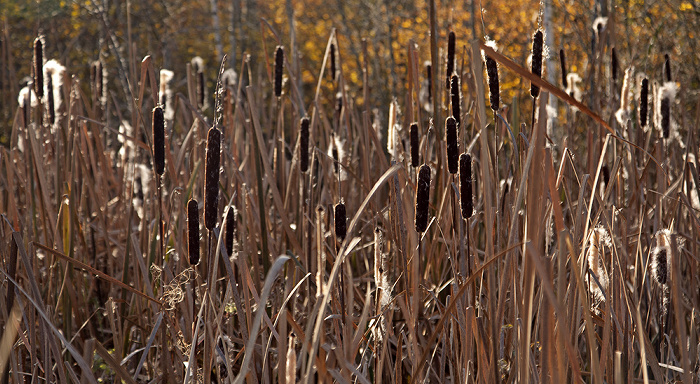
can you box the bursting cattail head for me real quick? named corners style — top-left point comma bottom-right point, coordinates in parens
top-left (531, 29), bottom-right (544, 98)
top-left (330, 42), bottom-right (337, 81)
top-left (615, 67), bottom-right (634, 126)
top-left (664, 53), bottom-right (672, 82)
top-left (334, 202), bottom-right (347, 242)
top-left (450, 74), bottom-right (461, 126)
top-left (159, 69), bottom-right (175, 120)
top-left (482, 40), bottom-right (500, 112)
top-left (651, 229), bottom-right (672, 288)
top-left (611, 47), bottom-right (618, 82)
top-left (446, 31), bottom-right (456, 87)
top-left (225, 205), bottom-right (236, 255)
top-left (639, 77), bottom-right (649, 127)
top-left (587, 226), bottom-right (611, 304)
top-left (560, 49), bottom-right (568, 88)
top-left (299, 116), bottom-right (310, 173)
top-left (152, 107), bottom-right (165, 176)
top-left (410, 122), bottom-right (419, 167)
top-left (187, 199), bottom-right (200, 265)
top-left (274, 45), bottom-right (284, 97)
top-left (655, 81), bottom-right (678, 139)
top-left (446, 116), bottom-right (459, 174)
top-left (191, 57), bottom-right (206, 109)
top-left (459, 154), bottom-right (473, 219)
top-left (204, 127), bottom-right (221, 230)
top-left (415, 164), bottom-right (431, 233)
top-left (33, 36), bottom-right (44, 98)
top-left (91, 60), bottom-right (106, 106)
top-left (44, 60), bottom-right (64, 126)
top-left (286, 335), bottom-right (297, 384)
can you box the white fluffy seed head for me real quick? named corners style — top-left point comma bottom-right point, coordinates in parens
top-left (587, 226), bottom-right (611, 305)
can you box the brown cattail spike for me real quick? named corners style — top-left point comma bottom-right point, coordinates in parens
top-left (198, 71), bottom-right (205, 109)
top-left (485, 55), bottom-right (500, 112)
top-left (204, 128), bottom-right (221, 230)
top-left (426, 63), bottom-right (432, 102)
top-left (446, 117), bottom-right (459, 174)
top-left (33, 37), bottom-right (44, 98)
top-left (152, 106), bottom-right (165, 176)
top-left (611, 47), bottom-right (618, 82)
top-left (450, 74), bottom-right (461, 127)
top-left (334, 202), bottom-right (346, 242)
top-left (330, 43), bottom-right (337, 81)
top-left (664, 53), bottom-right (671, 82)
top-left (560, 49), bottom-right (567, 88)
top-left (299, 117), bottom-right (310, 173)
top-left (653, 247), bottom-right (668, 286)
top-left (531, 30), bottom-right (544, 98)
top-left (415, 164), bottom-right (431, 233)
top-left (274, 46), bottom-right (284, 97)
top-left (410, 122), bottom-right (419, 167)
top-left (459, 154), bottom-right (473, 219)
top-left (660, 96), bottom-right (670, 139)
top-left (187, 199), bottom-right (200, 265)
top-left (225, 205), bottom-right (236, 255)
top-left (640, 78), bottom-right (649, 127)
top-left (47, 74), bottom-right (55, 124)
top-left (446, 31), bottom-right (456, 88)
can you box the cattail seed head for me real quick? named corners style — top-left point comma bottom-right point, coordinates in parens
top-left (446, 116), bottom-right (459, 174)
top-left (459, 154), bottom-right (473, 219)
top-left (664, 53), bottom-right (671, 82)
top-left (204, 128), bottom-right (221, 230)
top-left (225, 205), bottom-right (236, 255)
top-left (450, 74), bottom-right (461, 126)
top-left (410, 122), bottom-right (419, 167)
top-left (415, 164), bottom-right (431, 233)
top-left (660, 96), bottom-right (670, 138)
top-left (425, 62), bottom-right (432, 102)
top-left (299, 117), bottom-right (310, 173)
top-left (656, 82), bottom-right (677, 139)
top-left (152, 106), bottom-right (165, 176)
top-left (330, 42), bottom-right (337, 81)
top-left (587, 226), bottom-right (611, 304)
top-left (485, 55), bottom-right (500, 112)
top-left (187, 199), bottom-right (200, 265)
top-left (274, 46), bottom-right (284, 97)
top-left (652, 247), bottom-right (668, 286)
top-left (47, 73), bottom-right (55, 124)
top-left (334, 202), bottom-right (347, 242)
top-left (531, 30), bottom-right (544, 98)
top-left (33, 36), bottom-right (44, 98)
top-left (446, 31), bottom-right (456, 87)
top-left (611, 47), bottom-right (618, 82)
top-left (639, 78), bottom-right (649, 127)
top-left (560, 49), bottom-right (568, 88)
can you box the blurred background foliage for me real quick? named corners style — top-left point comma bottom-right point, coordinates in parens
top-left (1, 0), bottom-right (699, 145)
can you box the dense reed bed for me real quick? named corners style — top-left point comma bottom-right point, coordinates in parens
top-left (1, 4), bottom-right (699, 384)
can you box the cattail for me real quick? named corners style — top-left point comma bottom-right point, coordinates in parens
top-left (611, 47), bottom-right (618, 82)
top-left (46, 69), bottom-right (55, 124)
top-left (664, 53), bottom-right (671, 82)
top-left (415, 164), bottom-right (431, 233)
top-left (615, 67), bottom-right (634, 125)
top-left (446, 31), bottom-right (456, 88)
top-left (91, 60), bottom-right (105, 106)
top-left (192, 57), bottom-right (205, 109)
top-left (334, 202), bottom-right (346, 242)
top-left (274, 45), bottom-right (284, 97)
top-left (639, 78), bottom-right (649, 127)
top-left (587, 227), bottom-right (611, 304)
top-left (656, 82), bottom-right (677, 139)
top-left (286, 335), bottom-right (297, 384)
top-left (330, 42), bottom-right (337, 81)
top-left (33, 36), bottom-right (44, 99)
top-left (187, 199), bottom-right (200, 265)
top-left (225, 205), bottom-right (236, 255)
top-left (450, 74), bottom-right (461, 126)
top-left (560, 49), bottom-right (568, 88)
top-left (459, 154), bottom-right (473, 219)
top-left (651, 229), bottom-right (672, 316)
top-left (446, 116), bottom-right (459, 174)
top-left (531, 30), bottom-right (544, 98)
top-left (204, 128), bottom-right (221, 230)
top-left (410, 122), bottom-right (419, 167)
top-left (299, 117), bottom-right (310, 173)
top-left (316, 205), bottom-right (325, 296)
top-left (484, 51), bottom-right (500, 112)
top-left (44, 60), bottom-right (65, 126)
top-left (425, 62), bottom-right (432, 102)
top-left (160, 69), bottom-right (175, 120)
top-left (152, 107), bottom-right (165, 176)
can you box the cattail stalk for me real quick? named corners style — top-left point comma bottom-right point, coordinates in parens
top-left (299, 117), bottom-right (310, 173)
top-left (275, 46), bottom-right (284, 97)
top-left (446, 31), bottom-right (456, 87)
top-left (450, 74), bottom-right (461, 127)
top-left (446, 117), bottom-right (459, 174)
top-left (410, 122), bottom-right (419, 167)
top-left (204, 128), bottom-right (221, 230)
top-left (188, 200), bottom-right (200, 265)
top-left (152, 107), bottom-right (165, 176)
top-left (640, 78), bottom-right (649, 127)
top-left (33, 37), bottom-right (44, 99)
top-left (316, 206), bottom-right (325, 298)
top-left (415, 165), bottom-right (431, 233)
